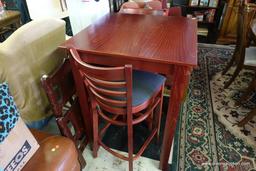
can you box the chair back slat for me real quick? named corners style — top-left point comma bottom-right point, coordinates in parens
top-left (87, 79), bottom-right (127, 97)
top-left (86, 75), bottom-right (126, 89)
top-left (96, 99), bottom-right (126, 115)
top-left (89, 86), bottom-right (127, 107)
top-left (69, 48), bottom-right (132, 117)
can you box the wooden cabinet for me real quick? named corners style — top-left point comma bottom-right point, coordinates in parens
top-left (217, 0), bottom-right (239, 44)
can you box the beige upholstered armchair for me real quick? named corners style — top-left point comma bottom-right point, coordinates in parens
top-left (0, 18), bottom-right (66, 128)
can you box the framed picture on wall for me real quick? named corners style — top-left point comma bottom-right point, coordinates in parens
top-left (199, 0), bottom-right (209, 6)
top-left (189, 0), bottom-right (199, 6)
top-left (209, 0), bottom-right (218, 7)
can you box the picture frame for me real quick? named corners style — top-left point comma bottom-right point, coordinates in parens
top-left (208, 0), bottom-right (218, 7)
top-left (199, 0), bottom-right (209, 7)
top-left (189, 0), bottom-right (199, 6)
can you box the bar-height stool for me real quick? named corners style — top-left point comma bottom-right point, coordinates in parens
top-left (69, 47), bottom-right (166, 171)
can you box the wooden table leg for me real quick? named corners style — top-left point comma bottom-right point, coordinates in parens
top-left (159, 65), bottom-right (191, 171)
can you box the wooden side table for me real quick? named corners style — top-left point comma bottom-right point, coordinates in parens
top-left (0, 10), bottom-right (21, 41)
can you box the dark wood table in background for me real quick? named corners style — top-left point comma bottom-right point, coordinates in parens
top-left (61, 13), bottom-right (197, 171)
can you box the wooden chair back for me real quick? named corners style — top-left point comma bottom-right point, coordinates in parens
top-left (69, 48), bottom-right (133, 125)
top-left (109, 0), bottom-right (129, 12)
top-left (120, 2), bottom-right (142, 10)
top-left (41, 59), bottom-right (87, 148)
top-left (146, 1), bottom-right (162, 10)
top-left (167, 6), bottom-right (182, 16)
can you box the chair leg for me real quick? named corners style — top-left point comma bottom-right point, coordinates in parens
top-left (237, 108), bottom-right (256, 127)
top-left (78, 150), bottom-right (86, 168)
top-left (156, 85), bottom-right (164, 142)
top-left (92, 108), bottom-right (99, 158)
top-left (224, 63), bottom-right (244, 89)
top-left (145, 111), bottom-right (153, 131)
top-left (127, 115), bottom-right (133, 171)
top-left (222, 47), bottom-right (239, 75)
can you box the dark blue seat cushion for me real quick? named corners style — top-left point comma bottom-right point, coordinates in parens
top-left (132, 70), bottom-right (166, 106)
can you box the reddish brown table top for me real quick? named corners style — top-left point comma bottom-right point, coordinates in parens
top-left (61, 13), bottom-right (197, 67)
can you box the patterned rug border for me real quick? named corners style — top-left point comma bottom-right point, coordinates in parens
top-left (173, 44), bottom-right (222, 171)
top-left (210, 69), bottom-right (256, 149)
top-left (173, 44), bottom-right (256, 171)
top-left (203, 42), bottom-right (256, 149)
top-left (213, 103), bottom-right (256, 149)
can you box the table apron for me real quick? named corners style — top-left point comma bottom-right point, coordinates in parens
top-left (79, 53), bottom-right (175, 75)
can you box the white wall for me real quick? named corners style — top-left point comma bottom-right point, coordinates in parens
top-left (26, 0), bottom-right (68, 19)
top-left (66, 0), bottom-right (110, 34)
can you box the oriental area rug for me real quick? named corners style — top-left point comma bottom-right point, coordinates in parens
top-left (43, 43), bottom-right (256, 171)
top-left (172, 44), bottom-right (256, 171)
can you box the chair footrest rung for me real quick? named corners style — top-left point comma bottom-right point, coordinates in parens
top-left (98, 128), bottom-right (157, 161)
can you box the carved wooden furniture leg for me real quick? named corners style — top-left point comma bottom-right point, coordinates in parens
top-left (222, 2), bottom-right (256, 88)
top-left (237, 107), bottom-right (256, 127)
top-left (222, 48), bottom-right (239, 75)
top-left (224, 59), bottom-right (244, 89)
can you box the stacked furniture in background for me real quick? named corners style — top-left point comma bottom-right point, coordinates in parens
top-left (235, 18), bottom-right (256, 127)
top-left (119, 1), bottom-right (182, 16)
top-left (4, 0), bottom-right (31, 24)
top-left (0, 10), bottom-right (21, 42)
top-left (217, 0), bottom-right (256, 44)
top-left (220, 0), bottom-right (256, 128)
top-left (41, 58), bottom-right (87, 168)
top-left (0, 17), bottom-right (88, 169)
top-left (222, 1), bottom-right (256, 89)
top-left (0, 18), bottom-right (66, 128)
